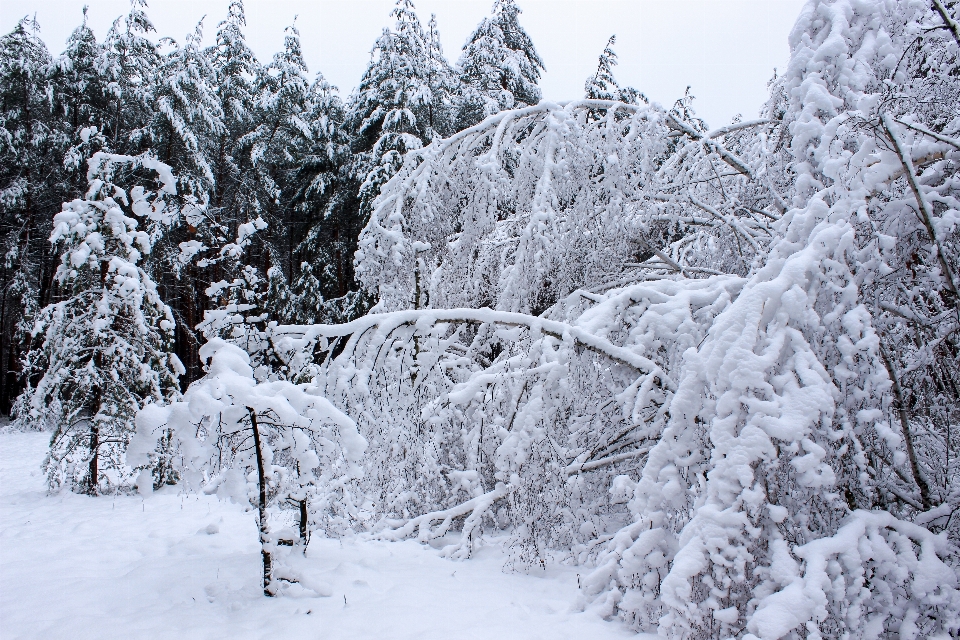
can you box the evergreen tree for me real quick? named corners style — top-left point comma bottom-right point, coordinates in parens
top-left (49, 7), bottom-right (113, 188)
top-left (0, 17), bottom-right (61, 416)
top-left (161, 0), bottom-right (261, 385)
top-left (348, 0), bottom-right (438, 219)
top-left (98, 0), bottom-right (160, 154)
top-left (288, 74), bottom-right (362, 324)
top-left (208, 0), bottom-right (259, 215)
top-left (145, 19), bottom-right (225, 387)
top-left (424, 14), bottom-right (459, 139)
top-left (195, 19), bottom-right (312, 368)
top-left (583, 35), bottom-right (643, 105)
top-left (243, 19), bottom-right (312, 283)
top-left (584, 35), bottom-right (618, 101)
top-left (456, 0), bottom-right (544, 129)
top-left (13, 153), bottom-right (182, 494)
top-left (151, 18), bottom-right (224, 198)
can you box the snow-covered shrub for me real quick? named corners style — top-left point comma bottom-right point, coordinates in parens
top-left (336, 1), bottom-right (960, 634)
top-left (265, 278), bottom-right (742, 564)
top-left (14, 152), bottom-right (182, 495)
top-left (129, 338), bottom-right (366, 595)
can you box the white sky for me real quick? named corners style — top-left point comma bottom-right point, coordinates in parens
top-left (1, 0), bottom-right (806, 128)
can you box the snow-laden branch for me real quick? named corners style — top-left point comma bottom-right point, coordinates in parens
top-left (357, 97), bottom-right (775, 315)
top-left (373, 483), bottom-right (516, 559)
top-left (273, 307), bottom-right (673, 386)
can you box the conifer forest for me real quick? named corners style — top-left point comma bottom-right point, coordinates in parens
top-left (1, 0), bottom-right (960, 637)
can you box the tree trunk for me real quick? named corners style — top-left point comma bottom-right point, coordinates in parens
top-left (88, 424), bottom-right (99, 496)
top-left (299, 498), bottom-right (309, 551)
top-left (248, 407), bottom-right (273, 596)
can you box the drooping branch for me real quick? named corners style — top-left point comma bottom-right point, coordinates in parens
top-left (896, 117), bottom-right (960, 151)
top-left (882, 113), bottom-right (959, 299)
top-left (665, 112), bottom-right (756, 178)
top-left (374, 483), bottom-right (516, 558)
top-left (275, 308), bottom-right (674, 388)
top-left (565, 446), bottom-right (651, 476)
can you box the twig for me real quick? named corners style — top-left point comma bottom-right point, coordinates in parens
top-left (565, 446), bottom-right (651, 476)
top-left (896, 117), bottom-right (960, 151)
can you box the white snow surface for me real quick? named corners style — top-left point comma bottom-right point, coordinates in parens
top-left (0, 432), bottom-right (642, 639)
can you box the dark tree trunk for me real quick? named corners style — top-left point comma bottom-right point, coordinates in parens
top-left (248, 407), bottom-right (273, 596)
top-left (88, 424), bottom-right (99, 495)
top-left (298, 498), bottom-right (308, 548)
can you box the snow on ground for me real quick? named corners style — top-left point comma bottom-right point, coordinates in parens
top-left (0, 432), bottom-right (640, 639)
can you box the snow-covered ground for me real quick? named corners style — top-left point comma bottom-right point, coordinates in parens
top-left (0, 432), bottom-right (639, 639)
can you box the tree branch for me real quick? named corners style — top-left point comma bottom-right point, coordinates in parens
top-left (882, 113), bottom-right (959, 299)
top-left (879, 343), bottom-right (933, 510)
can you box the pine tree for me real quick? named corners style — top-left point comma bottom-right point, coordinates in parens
top-left (151, 18), bottom-right (224, 198)
top-left (0, 17), bottom-right (62, 416)
top-left (194, 18), bottom-right (313, 369)
top-left (584, 35), bottom-right (619, 101)
top-left (13, 153), bottom-right (182, 494)
top-left (583, 35), bottom-right (643, 105)
top-left (158, 0), bottom-right (261, 385)
top-left (288, 74), bottom-right (363, 324)
top-left (98, 0), bottom-right (160, 154)
top-left (144, 19), bottom-right (225, 386)
top-left (244, 18), bottom-right (312, 293)
top-left (49, 7), bottom-right (112, 189)
top-left (424, 14), bottom-right (459, 140)
top-left (456, 0), bottom-right (544, 129)
top-left (348, 0), bottom-right (439, 219)
top-left (208, 0), bottom-right (259, 216)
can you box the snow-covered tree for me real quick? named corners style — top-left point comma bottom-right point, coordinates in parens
top-left (129, 337), bottom-right (366, 595)
top-left (456, 0), bottom-right (544, 129)
top-left (579, 2), bottom-right (960, 637)
top-left (356, 98), bottom-right (775, 314)
top-left (583, 35), bottom-right (643, 107)
top-left (206, 0), bottom-right (260, 222)
top-left (424, 13), bottom-right (459, 139)
top-left (288, 73), bottom-right (365, 324)
top-left (14, 152), bottom-right (182, 494)
top-left (329, 1), bottom-right (960, 632)
top-left (49, 7), bottom-right (113, 187)
top-left (186, 19), bottom-right (311, 368)
top-left (98, 0), bottom-right (160, 152)
top-left (151, 19), bottom-right (224, 198)
top-left (348, 0), bottom-right (441, 219)
top-left (244, 19), bottom-right (312, 209)
top-left (210, 0), bottom-right (258, 145)
top-left (194, 215), bottom-right (269, 344)
top-left (0, 17), bottom-right (63, 415)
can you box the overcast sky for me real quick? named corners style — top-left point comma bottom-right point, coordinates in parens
top-left (1, 0), bottom-right (806, 128)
